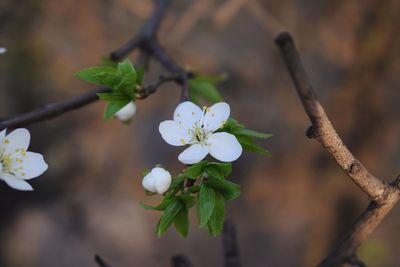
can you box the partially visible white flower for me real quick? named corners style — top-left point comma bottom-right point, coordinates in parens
top-left (0, 47), bottom-right (6, 54)
top-left (159, 101), bottom-right (242, 164)
top-left (142, 167), bottom-right (172, 194)
top-left (115, 101), bottom-right (136, 122)
top-left (0, 128), bottom-right (48, 191)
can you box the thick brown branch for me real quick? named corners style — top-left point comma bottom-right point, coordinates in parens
top-left (275, 31), bottom-right (400, 267)
top-left (275, 32), bottom-right (385, 200)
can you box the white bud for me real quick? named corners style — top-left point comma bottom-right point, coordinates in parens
top-left (142, 167), bottom-right (172, 194)
top-left (0, 47), bottom-right (6, 54)
top-left (115, 101), bottom-right (136, 122)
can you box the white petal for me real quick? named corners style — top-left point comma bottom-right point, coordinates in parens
top-left (115, 101), bottom-right (136, 122)
top-left (178, 144), bottom-right (209, 164)
top-left (173, 101), bottom-right (202, 131)
top-left (0, 47), bottom-right (6, 54)
top-left (2, 128), bottom-right (30, 154)
top-left (142, 172), bottom-right (156, 192)
top-left (207, 132), bottom-right (242, 162)
top-left (151, 167), bottom-right (172, 194)
top-left (0, 129), bottom-right (6, 142)
top-left (203, 102), bottom-right (230, 132)
top-left (159, 120), bottom-right (191, 146)
top-left (12, 152), bottom-right (48, 180)
top-left (1, 173), bottom-right (33, 191)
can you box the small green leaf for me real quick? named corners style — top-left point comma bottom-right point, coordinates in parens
top-left (184, 161), bottom-right (208, 179)
top-left (232, 128), bottom-right (273, 139)
top-left (114, 73), bottom-right (136, 99)
top-left (204, 174), bottom-right (240, 201)
top-left (117, 59), bottom-right (136, 76)
top-left (140, 197), bottom-right (177, 211)
top-left (174, 208), bottom-right (189, 238)
top-left (187, 185), bottom-right (200, 193)
top-left (76, 66), bottom-right (120, 87)
top-left (198, 184), bottom-right (215, 227)
top-left (205, 162), bottom-right (232, 177)
top-left (237, 135), bottom-right (271, 156)
top-left (100, 57), bottom-right (118, 68)
top-left (104, 100), bottom-right (130, 120)
top-left (157, 200), bottom-right (184, 237)
top-left (177, 194), bottom-right (196, 209)
top-left (207, 191), bottom-right (225, 236)
top-left (189, 79), bottom-right (223, 103)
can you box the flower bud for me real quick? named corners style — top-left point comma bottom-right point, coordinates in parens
top-left (115, 101), bottom-right (136, 122)
top-left (142, 167), bottom-right (172, 194)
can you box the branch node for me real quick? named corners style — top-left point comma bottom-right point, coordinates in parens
top-left (349, 162), bottom-right (362, 174)
top-left (306, 125), bottom-right (319, 139)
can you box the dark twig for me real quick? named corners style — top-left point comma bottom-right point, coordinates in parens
top-left (0, 87), bottom-right (110, 130)
top-left (136, 74), bottom-right (181, 99)
top-left (94, 254), bottom-right (112, 267)
top-left (222, 220), bottom-right (241, 267)
top-left (275, 31), bottom-right (400, 267)
top-left (171, 254), bottom-right (193, 267)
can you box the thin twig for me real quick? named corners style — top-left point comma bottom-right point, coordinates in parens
top-left (0, 87), bottom-right (110, 130)
top-left (171, 254), bottom-right (193, 267)
top-left (223, 220), bottom-right (241, 267)
top-left (275, 31), bottom-right (400, 267)
top-left (94, 254), bottom-right (112, 267)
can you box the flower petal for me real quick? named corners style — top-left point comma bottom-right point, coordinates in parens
top-left (173, 101), bottom-right (202, 131)
top-left (0, 129), bottom-right (6, 142)
top-left (11, 152), bottom-right (48, 180)
top-left (2, 128), bottom-right (30, 154)
top-left (142, 172), bottom-right (156, 193)
top-left (159, 120), bottom-right (191, 146)
top-left (1, 173), bottom-right (33, 191)
top-left (207, 132), bottom-right (242, 162)
top-left (178, 144), bottom-right (209, 164)
top-left (115, 101), bottom-right (136, 122)
top-left (203, 102), bottom-right (230, 132)
top-left (151, 167), bottom-right (172, 194)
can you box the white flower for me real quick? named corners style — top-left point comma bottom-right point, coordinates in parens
top-left (0, 128), bottom-right (48, 191)
top-left (142, 167), bottom-right (172, 194)
top-left (0, 47), bottom-right (6, 54)
top-left (115, 101), bottom-right (136, 122)
top-left (159, 101), bottom-right (242, 164)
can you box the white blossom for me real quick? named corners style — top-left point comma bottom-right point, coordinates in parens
top-left (0, 129), bottom-right (48, 191)
top-left (115, 101), bottom-right (136, 122)
top-left (0, 47), bottom-right (6, 54)
top-left (159, 101), bottom-right (242, 164)
top-left (142, 167), bottom-right (172, 194)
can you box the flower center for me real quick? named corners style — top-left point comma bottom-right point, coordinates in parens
top-left (0, 148), bottom-right (26, 176)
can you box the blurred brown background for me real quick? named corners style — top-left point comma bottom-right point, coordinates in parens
top-left (1, 0), bottom-right (400, 266)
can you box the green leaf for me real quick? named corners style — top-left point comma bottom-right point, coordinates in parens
top-left (204, 174), bottom-right (240, 201)
top-left (177, 194), bottom-right (196, 209)
top-left (232, 128), bottom-right (273, 139)
top-left (76, 66), bottom-right (121, 87)
top-left (100, 57), bottom-right (118, 68)
top-left (189, 79), bottom-right (223, 103)
top-left (174, 208), bottom-right (189, 238)
top-left (187, 185), bottom-right (200, 194)
top-left (117, 59), bottom-right (136, 77)
top-left (114, 73), bottom-right (136, 99)
top-left (104, 100), bottom-right (130, 120)
top-left (207, 191), bottom-right (225, 236)
top-left (157, 200), bottom-right (184, 237)
top-left (140, 197), bottom-right (177, 211)
top-left (237, 135), bottom-right (271, 156)
top-left (205, 162), bottom-right (232, 177)
top-left (197, 184), bottom-right (215, 227)
top-left (184, 161), bottom-right (208, 179)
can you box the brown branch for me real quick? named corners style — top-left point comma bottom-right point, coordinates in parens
top-left (171, 254), bottom-right (193, 267)
top-left (94, 254), bottom-right (112, 267)
top-left (275, 32), bottom-right (385, 200)
top-left (0, 87), bottom-right (110, 130)
top-left (275, 31), bottom-right (400, 267)
top-left (222, 220), bottom-right (241, 267)
top-left (1, 0), bottom-right (192, 129)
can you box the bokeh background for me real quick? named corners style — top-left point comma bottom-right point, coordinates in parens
top-left (1, 0), bottom-right (400, 266)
